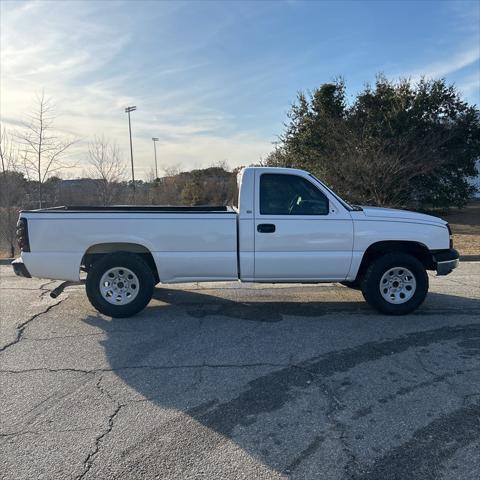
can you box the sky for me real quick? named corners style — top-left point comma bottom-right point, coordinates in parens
top-left (1, 0), bottom-right (479, 179)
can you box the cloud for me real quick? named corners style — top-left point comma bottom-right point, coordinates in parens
top-left (396, 43), bottom-right (479, 106)
top-left (386, 1), bottom-right (479, 101)
top-left (406, 46), bottom-right (479, 81)
top-left (0, 0), bottom-right (273, 179)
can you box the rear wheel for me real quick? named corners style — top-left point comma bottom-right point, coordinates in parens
top-left (86, 252), bottom-right (155, 318)
top-left (361, 253), bottom-right (428, 315)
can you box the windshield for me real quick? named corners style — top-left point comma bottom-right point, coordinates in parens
top-left (309, 174), bottom-right (362, 211)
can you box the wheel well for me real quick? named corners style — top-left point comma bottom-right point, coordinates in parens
top-left (81, 243), bottom-right (159, 283)
top-left (356, 241), bottom-right (434, 281)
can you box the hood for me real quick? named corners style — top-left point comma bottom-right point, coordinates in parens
top-left (361, 206), bottom-right (447, 226)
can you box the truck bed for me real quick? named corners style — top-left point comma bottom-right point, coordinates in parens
top-left (20, 206), bottom-right (239, 282)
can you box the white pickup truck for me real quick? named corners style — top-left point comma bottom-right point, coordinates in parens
top-left (13, 167), bottom-right (458, 317)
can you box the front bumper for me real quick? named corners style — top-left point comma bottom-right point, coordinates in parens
top-left (432, 249), bottom-right (459, 276)
top-left (11, 258), bottom-right (32, 278)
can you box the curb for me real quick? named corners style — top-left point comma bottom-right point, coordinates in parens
top-left (460, 255), bottom-right (480, 262)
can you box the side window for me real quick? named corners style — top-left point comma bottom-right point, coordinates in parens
top-left (260, 174), bottom-right (329, 215)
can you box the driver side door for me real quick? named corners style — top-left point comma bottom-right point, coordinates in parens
top-left (254, 171), bottom-right (353, 281)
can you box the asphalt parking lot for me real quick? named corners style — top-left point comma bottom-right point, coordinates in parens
top-left (1, 263), bottom-right (480, 480)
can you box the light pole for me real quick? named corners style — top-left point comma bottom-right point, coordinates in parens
top-left (125, 106), bottom-right (136, 200)
top-left (152, 137), bottom-right (159, 180)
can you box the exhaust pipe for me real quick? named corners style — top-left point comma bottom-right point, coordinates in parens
top-left (50, 280), bottom-right (85, 298)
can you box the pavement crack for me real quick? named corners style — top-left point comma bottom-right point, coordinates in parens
top-left (95, 374), bottom-right (117, 404)
top-left (77, 403), bottom-right (124, 480)
top-left (77, 373), bottom-right (126, 480)
top-left (0, 427), bottom-right (92, 439)
top-left (0, 367), bottom-right (96, 375)
top-left (0, 287), bottom-right (49, 291)
top-left (412, 352), bottom-right (464, 397)
top-left (292, 365), bottom-right (359, 476)
top-left (322, 383), bottom-right (359, 477)
top-left (25, 332), bottom-right (106, 342)
top-left (0, 362), bottom-right (288, 375)
top-left (0, 300), bottom-right (64, 354)
top-left (414, 352), bottom-right (439, 377)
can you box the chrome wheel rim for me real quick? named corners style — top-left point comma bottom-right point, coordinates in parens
top-left (379, 267), bottom-right (416, 304)
top-left (100, 267), bottom-right (139, 305)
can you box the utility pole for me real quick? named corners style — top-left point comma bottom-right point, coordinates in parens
top-left (125, 106), bottom-right (136, 201)
top-left (152, 137), bottom-right (159, 180)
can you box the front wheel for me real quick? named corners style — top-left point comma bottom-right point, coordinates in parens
top-left (361, 253), bottom-right (428, 315)
top-left (86, 252), bottom-right (155, 318)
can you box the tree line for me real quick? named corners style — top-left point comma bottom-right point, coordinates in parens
top-left (1, 76), bottom-right (479, 257)
top-left (266, 76), bottom-right (479, 208)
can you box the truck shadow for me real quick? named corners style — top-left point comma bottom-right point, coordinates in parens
top-left (83, 288), bottom-right (480, 477)
top-left (151, 286), bottom-right (371, 322)
top-left (150, 286), bottom-right (480, 322)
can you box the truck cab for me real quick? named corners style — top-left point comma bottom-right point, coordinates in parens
top-left (238, 167), bottom-right (354, 281)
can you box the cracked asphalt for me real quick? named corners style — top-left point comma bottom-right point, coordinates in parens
top-left (1, 262), bottom-right (480, 480)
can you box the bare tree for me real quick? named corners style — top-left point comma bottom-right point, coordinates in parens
top-left (145, 168), bottom-right (157, 184)
top-left (0, 127), bottom-right (17, 179)
top-left (0, 127), bottom-right (25, 257)
top-left (163, 166), bottom-right (180, 177)
top-left (18, 92), bottom-right (77, 208)
top-left (87, 135), bottom-right (126, 205)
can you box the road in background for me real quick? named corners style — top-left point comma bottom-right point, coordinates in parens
top-left (1, 263), bottom-right (479, 479)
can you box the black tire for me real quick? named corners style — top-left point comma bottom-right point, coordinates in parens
top-left (361, 252), bottom-right (428, 315)
top-left (86, 252), bottom-right (155, 318)
top-left (340, 280), bottom-right (361, 290)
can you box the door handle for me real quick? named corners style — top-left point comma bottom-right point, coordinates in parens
top-left (257, 223), bottom-right (276, 233)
